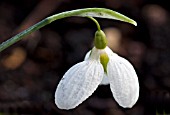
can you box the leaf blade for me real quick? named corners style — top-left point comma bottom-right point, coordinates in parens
top-left (48, 8), bottom-right (137, 26)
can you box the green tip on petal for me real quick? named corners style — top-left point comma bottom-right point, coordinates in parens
top-left (100, 52), bottom-right (109, 74)
top-left (94, 30), bottom-right (107, 49)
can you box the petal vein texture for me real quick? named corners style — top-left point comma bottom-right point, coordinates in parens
top-left (107, 56), bottom-right (139, 108)
top-left (55, 60), bottom-right (104, 109)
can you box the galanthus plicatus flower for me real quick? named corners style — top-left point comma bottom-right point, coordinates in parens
top-left (55, 30), bottom-right (139, 110)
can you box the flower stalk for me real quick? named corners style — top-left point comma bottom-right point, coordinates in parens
top-left (87, 16), bottom-right (101, 30)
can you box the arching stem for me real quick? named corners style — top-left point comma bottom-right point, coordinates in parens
top-left (87, 16), bottom-right (101, 30)
top-left (0, 8), bottom-right (137, 52)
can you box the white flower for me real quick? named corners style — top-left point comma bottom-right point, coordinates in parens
top-left (55, 46), bottom-right (139, 110)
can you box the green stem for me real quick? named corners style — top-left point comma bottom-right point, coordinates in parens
top-left (0, 8), bottom-right (137, 52)
top-left (87, 16), bottom-right (101, 30)
top-left (0, 19), bottom-right (48, 52)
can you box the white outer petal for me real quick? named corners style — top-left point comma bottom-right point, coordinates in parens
top-left (105, 46), bottom-right (118, 57)
top-left (84, 48), bottom-right (109, 85)
top-left (107, 55), bottom-right (139, 108)
top-left (84, 50), bottom-right (91, 60)
top-left (55, 60), bottom-right (104, 110)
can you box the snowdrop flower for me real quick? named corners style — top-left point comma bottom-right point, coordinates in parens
top-left (55, 30), bottom-right (139, 110)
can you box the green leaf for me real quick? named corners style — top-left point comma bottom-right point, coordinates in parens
top-left (48, 8), bottom-right (137, 26)
top-left (0, 8), bottom-right (137, 52)
top-left (74, 8), bottom-right (137, 26)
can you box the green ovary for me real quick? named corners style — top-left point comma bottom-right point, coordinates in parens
top-left (94, 30), bottom-right (107, 49)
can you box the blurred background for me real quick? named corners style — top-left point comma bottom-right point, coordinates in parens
top-left (0, 0), bottom-right (170, 115)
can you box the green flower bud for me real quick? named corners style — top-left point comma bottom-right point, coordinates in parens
top-left (100, 52), bottom-right (109, 74)
top-left (94, 30), bottom-right (107, 49)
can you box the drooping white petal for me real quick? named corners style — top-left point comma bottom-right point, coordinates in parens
top-left (55, 60), bottom-right (104, 110)
top-left (100, 74), bottom-right (110, 85)
top-left (84, 50), bottom-right (91, 60)
top-left (107, 55), bottom-right (139, 108)
top-left (105, 46), bottom-right (118, 57)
